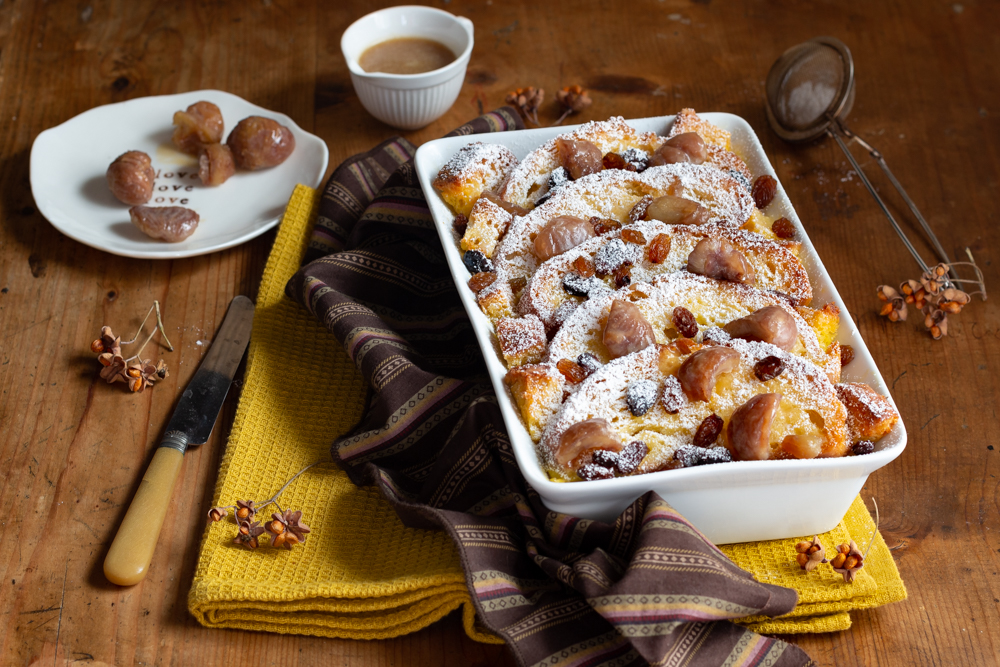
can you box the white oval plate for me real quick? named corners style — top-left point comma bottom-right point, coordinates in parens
top-left (30, 90), bottom-right (329, 259)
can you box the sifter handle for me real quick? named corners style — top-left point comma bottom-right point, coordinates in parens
top-left (103, 445), bottom-right (185, 586)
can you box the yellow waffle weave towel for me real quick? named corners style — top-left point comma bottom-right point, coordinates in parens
top-left (188, 185), bottom-right (906, 640)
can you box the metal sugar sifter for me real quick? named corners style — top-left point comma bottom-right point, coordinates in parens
top-left (765, 36), bottom-right (958, 277)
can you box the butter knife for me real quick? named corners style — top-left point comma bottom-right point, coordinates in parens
top-left (103, 295), bottom-right (254, 586)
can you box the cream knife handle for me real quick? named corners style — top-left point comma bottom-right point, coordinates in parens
top-left (104, 437), bottom-right (186, 586)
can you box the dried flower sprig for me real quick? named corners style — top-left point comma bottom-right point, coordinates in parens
top-left (92, 301), bottom-right (172, 391)
top-left (506, 87), bottom-right (544, 126)
top-left (877, 249), bottom-right (986, 339)
top-left (554, 85), bottom-right (592, 125)
top-left (793, 536), bottom-right (827, 571)
top-left (208, 461), bottom-right (319, 551)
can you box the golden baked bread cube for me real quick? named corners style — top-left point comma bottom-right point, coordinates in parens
top-left (477, 278), bottom-right (514, 323)
top-left (796, 303), bottom-right (841, 351)
top-left (671, 108), bottom-right (732, 150)
top-left (460, 194), bottom-right (514, 258)
top-left (504, 364), bottom-right (565, 441)
top-left (496, 315), bottom-right (547, 367)
top-left (836, 382), bottom-right (899, 444)
top-left (433, 142), bottom-right (518, 217)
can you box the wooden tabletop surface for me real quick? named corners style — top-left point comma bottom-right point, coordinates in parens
top-left (2, 1), bottom-right (998, 665)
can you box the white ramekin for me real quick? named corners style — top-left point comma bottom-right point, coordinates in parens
top-left (341, 6), bottom-right (474, 131)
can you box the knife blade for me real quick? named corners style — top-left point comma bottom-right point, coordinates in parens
top-left (103, 295), bottom-right (254, 586)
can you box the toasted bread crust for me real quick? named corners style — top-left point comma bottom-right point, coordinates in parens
top-left (836, 382), bottom-right (900, 444)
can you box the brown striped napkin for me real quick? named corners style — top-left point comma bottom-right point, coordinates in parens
top-left (286, 108), bottom-right (814, 667)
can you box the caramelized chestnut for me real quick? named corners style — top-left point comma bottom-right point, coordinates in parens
top-left (106, 151), bottom-right (155, 206)
top-left (647, 132), bottom-right (708, 167)
top-left (533, 215), bottom-right (597, 260)
top-left (686, 238), bottom-right (756, 285)
top-left (727, 393), bottom-right (782, 461)
top-left (724, 306), bottom-right (798, 351)
top-left (226, 116), bottom-right (296, 170)
top-left (556, 138), bottom-right (602, 180)
top-left (602, 299), bottom-right (656, 358)
top-left (643, 195), bottom-right (712, 226)
top-left (677, 346), bottom-right (740, 402)
top-left (129, 205), bottom-right (199, 242)
top-left (172, 101), bottom-right (224, 154)
top-left (198, 143), bottom-right (236, 186)
top-left (555, 418), bottom-right (622, 468)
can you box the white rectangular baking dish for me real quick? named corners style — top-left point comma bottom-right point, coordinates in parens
top-left (414, 113), bottom-right (906, 544)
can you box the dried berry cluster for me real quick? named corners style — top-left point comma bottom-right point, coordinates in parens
top-left (877, 256), bottom-right (985, 340)
top-left (208, 462), bottom-right (318, 551)
top-left (506, 85), bottom-right (593, 127)
top-left (90, 302), bottom-right (172, 392)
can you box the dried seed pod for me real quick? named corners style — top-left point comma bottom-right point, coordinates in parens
top-left (793, 535), bottom-right (827, 571)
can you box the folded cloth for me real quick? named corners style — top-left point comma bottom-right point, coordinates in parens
top-left (188, 182), bottom-right (905, 646)
top-left (284, 108), bottom-right (813, 667)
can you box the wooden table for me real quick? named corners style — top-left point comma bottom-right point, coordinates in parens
top-left (2, 1), bottom-right (997, 664)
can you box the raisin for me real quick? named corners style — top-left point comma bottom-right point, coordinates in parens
top-left (626, 380), bottom-right (658, 416)
top-left (674, 337), bottom-right (696, 355)
top-left (647, 233), bottom-right (672, 264)
top-left (753, 355), bottom-right (785, 381)
top-left (692, 413), bottom-right (723, 448)
top-left (851, 440), bottom-right (875, 456)
top-left (674, 444), bottom-right (732, 468)
top-left (577, 463), bottom-right (614, 481)
top-left (509, 276), bottom-right (527, 292)
top-left (548, 166), bottom-right (571, 193)
top-left (468, 272), bottom-right (497, 294)
top-left (672, 306), bottom-right (698, 338)
top-left (563, 273), bottom-right (597, 297)
top-left (573, 255), bottom-right (595, 278)
top-left (772, 217), bottom-right (795, 239)
top-left (621, 148), bottom-right (649, 172)
top-left (602, 152), bottom-right (635, 171)
top-left (660, 375), bottom-right (687, 414)
top-left (840, 344), bottom-right (855, 366)
top-left (453, 213), bottom-right (469, 234)
top-left (595, 239), bottom-right (630, 276)
top-left (591, 217), bottom-right (622, 235)
top-left (592, 449), bottom-right (620, 468)
top-left (556, 358), bottom-right (588, 384)
top-left (751, 174), bottom-right (778, 210)
top-left (728, 168), bottom-right (752, 194)
top-left (628, 195), bottom-right (653, 223)
top-left (613, 262), bottom-right (633, 289)
top-left (621, 229), bottom-right (646, 245)
top-left (577, 352), bottom-right (602, 375)
top-left (463, 249), bottom-right (493, 274)
top-left (616, 441), bottom-right (648, 474)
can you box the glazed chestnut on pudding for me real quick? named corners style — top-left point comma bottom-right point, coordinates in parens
top-left (686, 238), bottom-right (756, 285)
top-left (603, 300), bottom-right (655, 358)
top-left (555, 418), bottom-right (622, 468)
top-left (724, 306), bottom-right (798, 351)
top-left (533, 215), bottom-right (597, 260)
top-left (646, 132), bottom-right (708, 166)
top-left (727, 393), bottom-right (782, 461)
top-left (643, 195), bottom-right (712, 226)
top-left (555, 138), bottom-right (602, 180)
top-left (677, 346), bottom-right (740, 402)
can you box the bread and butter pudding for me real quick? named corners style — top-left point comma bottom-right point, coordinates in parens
top-left (432, 110), bottom-right (899, 483)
